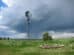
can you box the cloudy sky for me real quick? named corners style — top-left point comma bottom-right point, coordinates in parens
top-left (0, 0), bottom-right (74, 39)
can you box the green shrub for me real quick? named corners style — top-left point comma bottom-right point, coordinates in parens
top-left (43, 32), bottom-right (52, 41)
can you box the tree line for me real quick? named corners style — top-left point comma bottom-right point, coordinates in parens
top-left (0, 37), bottom-right (10, 40)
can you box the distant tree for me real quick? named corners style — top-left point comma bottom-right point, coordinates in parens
top-left (43, 32), bottom-right (52, 41)
top-left (8, 37), bottom-right (10, 40)
top-left (0, 37), bottom-right (2, 40)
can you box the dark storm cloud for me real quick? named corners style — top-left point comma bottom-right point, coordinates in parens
top-left (9, 0), bottom-right (74, 33)
top-left (0, 0), bottom-right (74, 38)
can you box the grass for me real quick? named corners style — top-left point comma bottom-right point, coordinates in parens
top-left (0, 38), bottom-right (74, 55)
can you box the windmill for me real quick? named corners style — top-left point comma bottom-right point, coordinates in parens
top-left (25, 10), bottom-right (32, 39)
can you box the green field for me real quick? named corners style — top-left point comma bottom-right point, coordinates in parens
top-left (0, 38), bottom-right (74, 55)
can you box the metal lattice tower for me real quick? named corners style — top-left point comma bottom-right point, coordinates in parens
top-left (25, 11), bottom-right (31, 39)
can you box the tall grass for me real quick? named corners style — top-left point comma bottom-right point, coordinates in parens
top-left (0, 38), bottom-right (74, 55)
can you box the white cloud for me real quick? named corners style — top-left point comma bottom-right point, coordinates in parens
top-left (0, 25), bottom-right (27, 39)
top-left (7, 30), bottom-right (17, 33)
top-left (48, 31), bottom-right (74, 39)
top-left (0, 25), bottom-right (9, 29)
top-left (0, 16), bottom-right (3, 19)
top-left (2, 0), bottom-right (14, 7)
top-left (11, 33), bottom-right (27, 39)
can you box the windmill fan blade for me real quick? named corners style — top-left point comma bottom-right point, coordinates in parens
top-left (25, 11), bottom-right (29, 17)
